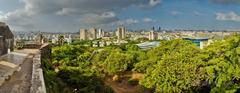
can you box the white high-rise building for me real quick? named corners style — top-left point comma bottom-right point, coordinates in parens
top-left (149, 30), bottom-right (158, 40)
top-left (98, 29), bottom-right (104, 38)
top-left (80, 29), bottom-right (88, 40)
top-left (116, 27), bottom-right (126, 39)
top-left (66, 35), bottom-right (72, 44)
top-left (52, 35), bottom-right (57, 44)
top-left (89, 28), bottom-right (97, 40)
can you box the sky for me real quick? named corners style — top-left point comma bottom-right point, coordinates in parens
top-left (0, 0), bottom-right (240, 32)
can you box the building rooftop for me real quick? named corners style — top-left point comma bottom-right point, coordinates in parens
top-left (183, 37), bottom-right (209, 41)
top-left (136, 41), bottom-right (160, 49)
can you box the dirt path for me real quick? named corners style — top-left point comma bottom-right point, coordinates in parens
top-left (0, 55), bottom-right (34, 93)
top-left (105, 77), bottom-right (140, 93)
top-left (104, 73), bottom-right (151, 93)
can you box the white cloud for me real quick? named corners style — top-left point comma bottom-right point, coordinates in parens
top-left (15, 0), bottom-right (161, 16)
top-left (115, 18), bottom-right (139, 25)
top-left (216, 11), bottom-right (240, 22)
top-left (210, 0), bottom-right (240, 4)
top-left (80, 12), bottom-right (118, 25)
top-left (0, 11), bottom-right (8, 21)
top-left (56, 8), bottom-right (77, 16)
top-left (2, 0), bottom-right (161, 31)
top-left (149, 0), bottom-right (161, 6)
top-left (193, 11), bottom-right (203, 16)
top-left (101, 12), bottom-right (116, 18)
top-left (171, 11), bottom-right (181, 16)
top-left (2, 9), bottom-right (36, 30)
top-left (143, 17), bottom-right (157, 23)
top-left (0, 11), bottom-right (4, 20)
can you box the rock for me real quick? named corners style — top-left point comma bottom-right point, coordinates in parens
top-left (112, 75), bottom-right (119, 81)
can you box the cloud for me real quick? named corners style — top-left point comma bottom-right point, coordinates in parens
top-left (171, 11), bottom-right (182, 16)
top-left (0, 9), bottom-right (38, 31)
top-left (115, 18), bottom-right (139, 25)
top-left (0, 11), bottom-right (10, 21)
top-left (216, 11), bottom-right (240, 22)
top-left (20, 0), bottom-right (160, 15)
top-left (56, 8), bottom-right (78, 16)
top-left (80, 12), bottom-right (118, 25)
top-left (2, 0), bottom-right (161, 31)
top-left (193, 11), bottom-right (203, 16)
top-left (0, 11), bottom-right (5, 20)
top-left (143, 17), bottom-right (157, 23)
top-left (149, 0), bottom-right (161, 6)
top-left (209, 0), bottom-right (240, 4)
top-left (101, 12), bottom-right (116, 18)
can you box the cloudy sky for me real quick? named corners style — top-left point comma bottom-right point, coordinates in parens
top-left (0, 0), bottom-right (240, 32)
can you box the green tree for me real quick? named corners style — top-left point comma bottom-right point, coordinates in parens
top-left (139, 39), bottom-right (206, 92)
top-left (204, 34), bottom-right (240, 93)
top-left (103, 49), bottom-right (134, 74)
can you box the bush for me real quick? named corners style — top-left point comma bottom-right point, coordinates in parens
top-left (128, 79), bottom-right (139, 86)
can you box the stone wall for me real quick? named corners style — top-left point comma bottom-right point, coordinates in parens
top-left (30, 54), bottom-right (46, 93)
top-left (0, 37), bottom-right (4, 55)
top-left (40, 43), bottom-right (51, 60)
top-left (30, 44), bottom-right (51, 93)
top-left (0, 22), bottom-right (14, 56)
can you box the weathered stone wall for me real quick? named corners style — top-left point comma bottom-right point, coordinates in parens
top-left (30, 44), bottom-right (51, 93)
top-left (0, 37), bottom-right (4, 55)
top-left (40, 43), bottom-right (51, 60)
top-left (0, 22), bottom-right (14, 56)
top-left (31, 54), bottom-right (46, 93)
top-left (23, 44), bottom-right (42, 49)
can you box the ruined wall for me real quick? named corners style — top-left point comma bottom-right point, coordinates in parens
top-left (0, 37), bottom-right (4, 55)
top-left (31, 54), bottom-right (46, 93)
top-left (30, 44), bottom-right (51, 93)
top-left (40, 44), bottom-right (51, 60)
top-left (0, 22), bottom-right (14, 56)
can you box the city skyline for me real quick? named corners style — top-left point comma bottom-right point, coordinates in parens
top-left (0, 0), bottom-right (240, 32)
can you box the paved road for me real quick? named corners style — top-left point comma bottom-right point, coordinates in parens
top-left (0, 54), bottom-right (34, 93)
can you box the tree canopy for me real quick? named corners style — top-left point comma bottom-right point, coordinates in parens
top-left (43, 34), bottom-right (240, 93)
top-left (139, 39), bottom-right (207, 92)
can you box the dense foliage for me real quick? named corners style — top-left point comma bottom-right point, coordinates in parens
top-left (42, 34), bottom-right (240, 93)
top-left (204, 34), bottom-right (240, 93)
top-left (139, 40), bottom-right (206, 92)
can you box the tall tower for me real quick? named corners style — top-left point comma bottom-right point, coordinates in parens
top-left (149, 30), bottom-right (158, 40)
top-left (80, 29), bottom-right (88, 40)
top-left (158, 26), bottom-right (161, 31)
top-left (116, 26), bottom-right (126, 39)
top-left (98, 29), bottom-right (104, 38)
top-left (89, 28), bottom-right (97, 40)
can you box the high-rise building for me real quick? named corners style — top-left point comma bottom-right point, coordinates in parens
top-left (149, 30), bottom-right (158, 40)
top-left (98, 29), bottom-right (104, 38)
top-left (158, 26), bottom-right (161, 31)
top-left (80, 29), bottom-right (88, 40)
top-left (66, 35), bottom-right (72, 44)
top-left (116, 27), bottom-right (126, 39)
top-left (89, 28), bottom-right (97, 40)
